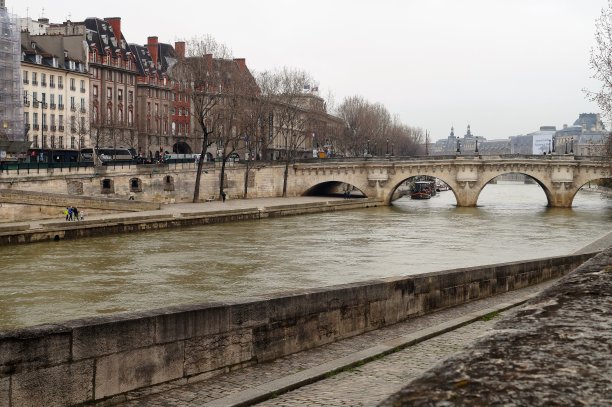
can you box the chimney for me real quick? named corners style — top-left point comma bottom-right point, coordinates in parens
top-left (105, 17), bottom-right (122, 41)
top-left (147, 36), bottom-right (159, 67)
top-left (174, 41), bottom-right (185, 59)
top-left (204, 53), bottom-right (213, 71)
top-left (233, 58), bottom-right (246, 72)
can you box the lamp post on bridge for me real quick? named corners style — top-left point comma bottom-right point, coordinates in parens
top-left (386, 138), bottom-right (389, 156)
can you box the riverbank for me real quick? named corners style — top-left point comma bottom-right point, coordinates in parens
top-left (0, 196), bottom-right (383, 245)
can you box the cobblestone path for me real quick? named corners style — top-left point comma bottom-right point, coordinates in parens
top-left (255, 316), bottom-right (499, 406)
top-left (118, 281), bottom-right (552, 407)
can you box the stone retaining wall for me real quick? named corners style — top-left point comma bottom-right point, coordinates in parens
top-left (0, 252), bottom-right (595, 406)
top-left (0, 199), bottom-right (381, 245)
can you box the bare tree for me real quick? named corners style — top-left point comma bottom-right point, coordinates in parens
top-left (587, 1), bottom-right (612, 184)
top-left (258, 68), bottom-right (317, 196)
top-left (169, 35), bottom-right (233, 202)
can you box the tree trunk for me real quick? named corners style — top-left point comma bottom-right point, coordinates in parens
top-left (244, 157), bottom-right (249, 198)
top-left (219, 157), bottom-right (228, 198)
top-left (282, 156), bottom-right (289, 197)
top-left (193, 125), bottom-right (209, 203)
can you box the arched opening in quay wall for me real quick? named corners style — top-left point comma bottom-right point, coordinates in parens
top-left (302, 181), bottom-right (366, 199)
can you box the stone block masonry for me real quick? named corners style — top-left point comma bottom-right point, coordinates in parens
top-left (0, 252), bottom-right (596, 406)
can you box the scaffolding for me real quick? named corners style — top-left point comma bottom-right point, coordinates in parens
top-left (0, 3), bottom-right (27, 158)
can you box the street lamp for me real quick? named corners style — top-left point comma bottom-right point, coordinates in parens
top-left (391, 142), bottom-right (394, 156)
top-left (386, 138), bottom-right (389, 155)
top-left (570, 139), bottom-right (574, 154)
top-left (475, 138), bottom-right (479, 154)
top-left (366, 138), bottom-right (370, 156)
top-left (548, 140), bottom-right (551, 154)
top-left (456, 139), bottom-right (461, 154)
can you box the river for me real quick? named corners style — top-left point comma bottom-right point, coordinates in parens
top-left (0, 182), bottom-right (610, 330)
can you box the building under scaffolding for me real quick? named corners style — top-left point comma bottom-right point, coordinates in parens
top-left (0, 0), bottom-right (28, 160)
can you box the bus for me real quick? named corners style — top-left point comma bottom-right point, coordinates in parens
top-left (28, 149), bottom-right (80, 163)
top-left (95, 147), bottom-right (135, 164)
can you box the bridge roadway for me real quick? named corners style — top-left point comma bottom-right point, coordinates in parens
top-left (113, 281), bottom-right (556, 407)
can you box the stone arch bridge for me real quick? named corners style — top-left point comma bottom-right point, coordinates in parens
top-left (289, 155), bottom-right (610, 208)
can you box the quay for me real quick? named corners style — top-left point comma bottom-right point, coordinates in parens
top-left (1, 241), bottom-right (608, 406)
top-left (0, 196), bottom-right (383, 245)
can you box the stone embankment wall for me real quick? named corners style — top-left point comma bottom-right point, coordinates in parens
top-left (0, 199), bottom-right (379, 245)
top-left (0, 252), bottom-right (595, 406)
top-left (380, 248), bottom-right (612, 406)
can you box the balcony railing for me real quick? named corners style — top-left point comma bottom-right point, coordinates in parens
top-left (70, 106), bottom-right (76, 112)
top-left (49, 82), bottom-right (55, 88)
top-left (23, 79), bottom-right (29, 84)
top-left (42, 125), bottom-right (48, 131)
top-left (33, 101), bottom-right (39, 108)
top-left (23, 101), bottom-right (30, 107)
top-left (50, 125), bottom-right (57, 131)
top-left (33, 124), bottom-right (39, 130)
top-left (80, 88), bottom-right (86, 93)
top-left (50, 103), bottom-right (56, 110)
top-left (41, 81), bottom-right (47, 87)
top-left (71, 127), bottom-right (77, 133)
top-left (70, 86), bottom-right (76, 91)
top-left (80, 107), bottom-right (86, 113)
top-left (58, 125), bottom-right (65, 132)
top-left (58, 84), bottom-right (63, 89)
top-left (58, 104), bottom-right (64, 110)
top-left (32, 80), bottom-right (38, 85)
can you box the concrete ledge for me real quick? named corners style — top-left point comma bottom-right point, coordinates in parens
top-left (0, 252), bottom-right (596, 406)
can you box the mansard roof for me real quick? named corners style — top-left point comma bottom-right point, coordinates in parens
top-left (84, 17), bottom-right (131, 59)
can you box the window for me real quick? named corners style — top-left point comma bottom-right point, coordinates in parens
top-left (58, 95), bottom-right (64, 109)
top-left (32, 72), bottom-right (37, 85)
top-left (93, 85), bottom-right (98, 97)
top-left (128, 109), bottom-right (133, 125)
top-left (71, 136), bottom-right (76, 149)
top-left (50, 94), bottom-right (55, 108)
top-left (80, 98), bottom-right (85, 110)
top-left (80, 80), bottom-right (85, 92)
top-left (70, 96), bottom-right (75, 110)
top-left (106, 70), bottom-right (112, 81)
top-left (80, 116), bottom-right (86, 131)
top-left (49, 75), bottom-right (55, 88)
top-left (128, 90), bottom-right (133, 103)
top-left (33, 112), bottom-right (39, 126)
top-left (58, 76), bottom-right (63, 89)
top-left (70, 78), bottom-right (76, 91)
top-left (107, 87), bottom-right (112, 100)
top-left (23, 70), bottom-right (28, 84)
top-left (51, 114), bottom-right (56, 126)
top-left (118, 89), bottom-right (123, 102)
top-left (23, 90), bottom-right (29, 104)
top-left (24, 112), bottom-right (29, 125)
top-left (41, 73), bottom-right (46, 86)
top-left (106, 106), bottom-right (112, 124)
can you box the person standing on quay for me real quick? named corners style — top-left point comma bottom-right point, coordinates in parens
top-left (68, 206), bottom-right (73, 221)
top-left (72, 207), bottom-right (79, 221)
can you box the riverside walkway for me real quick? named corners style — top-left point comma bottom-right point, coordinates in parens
top-left (113, 280), bottom-right (556, 407)
top-left (108, 232), bottom-right (611, 407)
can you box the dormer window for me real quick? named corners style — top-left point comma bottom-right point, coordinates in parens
top-left (31, 41), bottom-right (36, 49)
top-left (52, 57), bottom-right (58, 68)
top-left (35, 55), bottom-right (42, 64)
top-left (101, 34), bottom-right (108, 45)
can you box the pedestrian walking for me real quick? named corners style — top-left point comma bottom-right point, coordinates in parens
top-left (63, 207), bottom-right (69, 221)
top-left (72, 207), bottom-right (79, 221)
top-left (221, 191), bottom-right (227, 202)
top-left (68, 206), bottom-right (73, 221)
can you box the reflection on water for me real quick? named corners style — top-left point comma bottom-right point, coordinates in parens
top-left (0, 182), bottom-right (610, 330)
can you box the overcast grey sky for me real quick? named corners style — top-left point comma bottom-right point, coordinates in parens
top-left (11, 0), bottom-right (608, 140)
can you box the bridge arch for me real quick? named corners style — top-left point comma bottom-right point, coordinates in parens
top-left (476, 172), bottom-right (553, 207)
top-left (388, 174), bottom-right (458, 205)
top-left (303, 180), bottom-right (366, 198)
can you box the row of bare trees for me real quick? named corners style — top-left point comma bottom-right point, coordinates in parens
top-left (335, 95), bottom-right (424, 157)
top-left (169, 35), bottom-right (425, 201)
